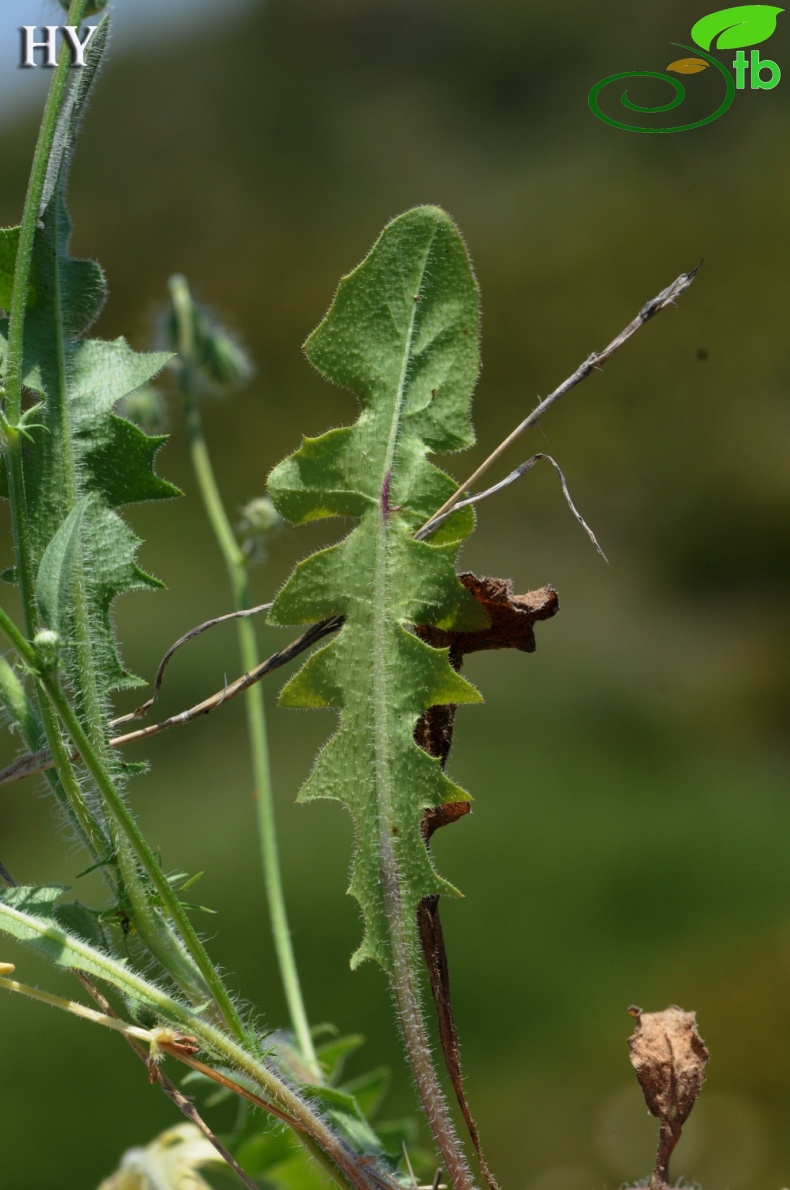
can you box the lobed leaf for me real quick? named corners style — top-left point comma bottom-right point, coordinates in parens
top-left (0, 19), bottom-right (178, 697)
top-left (268, 207), bottom-right (488, 973)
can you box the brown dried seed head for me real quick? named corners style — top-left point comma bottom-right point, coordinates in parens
top-left (628, 1005), bottom-right (709, 1126)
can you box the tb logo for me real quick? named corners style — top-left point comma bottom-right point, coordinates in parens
top-left (589, 4), bottom-right (783, 132)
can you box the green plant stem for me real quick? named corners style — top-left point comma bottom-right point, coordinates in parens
top-left (40, 672), bottom-right (246, 1039)
top-left (0, 902), bottom-right (394, 1190)
top-left (0, 9), bottom-right (224, 1024)
top-left (169, 274), bottom-right (318, 1077)
top-left (0, 608), bottom-right (110, 863)
top-left (0, 654), bottom-right (111, 859)
top-left (4, 0), bottom-right (90, 611)
top-left (0, 1), bottom-right (118, 876)
top-left (0, 603), bottom-right (245, 1039)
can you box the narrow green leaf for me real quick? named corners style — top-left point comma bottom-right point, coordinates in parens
top-left (304, 1086), bottom-right (398, 1168)
top-left (268, 207), bottom-right (488, 974)
top-left (340, 1066), bottom-right (391, 1119)
top-left (0, 886), bottom-right (184, 1018)
top-left (36, 495), bottom-right (90, 634)
top-left (316, 1031), bottom-right (366, 1080)
top-left (0, 655), bottom-right (43, 748)
top-left (691, 5), bottom-right (783, 49)
top-left (0, 885), bottom-right (118, 981)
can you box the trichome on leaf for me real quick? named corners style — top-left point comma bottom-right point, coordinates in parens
top-left (267, 206), bottom-right (490, 976)
top-left (267, 205), bottom-right (559, 1190)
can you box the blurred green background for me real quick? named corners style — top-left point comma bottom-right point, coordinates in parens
top-left (1, 1), bottom-right (789, 1187)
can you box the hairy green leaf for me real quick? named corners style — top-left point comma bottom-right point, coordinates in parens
top-left (0, 885), bottom-right (125, 985)
top-left (304, 1086), bottom-right (397, 1166)
top-left (268, 206), bottom-right (488, 974)
top-left (36, 495), bottom-right (90, 635)
top-left (0, 18), bottom-right (178, 698)
top-left (0, 885), bottom-right (183, 1018)
top-left (341, 1066), bottom-right (391, 1120)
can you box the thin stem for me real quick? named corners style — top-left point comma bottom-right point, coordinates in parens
top-left (40, 670), bottom-right (246, 1039)
top-left (111, 601), bottom-right (273, 727)
top-left (0, 616), bottom-right (342, 787)
top-left (169, 274), bottom-right (318, 1076)
top-left (0, 916), bottom-right (393, 1190)
top-left (380, 838), bottom-right (477, 1190)
top-left (418, 266), bottom-right (699, 538)
top-left (0, 603), bottom-right (244, 1037)
top-left (0, 647), bottom-right (110, 858)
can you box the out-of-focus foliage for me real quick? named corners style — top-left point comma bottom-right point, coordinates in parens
top-left (0, 2), bottom-right (787, 1188)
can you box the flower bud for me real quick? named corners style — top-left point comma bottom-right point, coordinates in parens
top-left (57, 0), bottom-right (108, 13)
top-left (166, 276), bottom-right (252, 391)
top-left (197, 322), bottom-right (252, 388)
top-left (238, 497), bottom-right (282, 564)
top-left (33, 629), bottom-right (60, 669)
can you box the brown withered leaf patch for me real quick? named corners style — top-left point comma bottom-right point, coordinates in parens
top-left (412, 574), bottom-right (557, 1190)
top-left (414, 574), bottom-right (558, 766)
top-left (416, 573), bottom-right (558, 665)
top-left (628, 1005), bottom-right (709, 1190)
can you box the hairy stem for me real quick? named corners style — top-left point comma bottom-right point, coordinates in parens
top-left (0, 652), bottom-right (110, 859)
top-left (4, 0), bottom-right (90, 608)
top-left (40, 670), bottom-right (246, 1038)
top-left (0, 903), bottom-right (393, 1190)
top-left (0, 604), bottom-right (244, 1038)
top-left (169, 274), bottom-right (318, 1075)
top-left (382, 842), bottom-right (477, 1190)
top-left (0, 1), bottom-right (111, 898)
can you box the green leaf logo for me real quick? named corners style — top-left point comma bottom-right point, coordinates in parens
top-left (691, 5), bottom-right (783, 50)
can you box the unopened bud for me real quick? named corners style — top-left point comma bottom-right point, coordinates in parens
top-left (33, 629), bottom-right (60, 669)
top-left (166, 277), bottom-right (252, 390)
top-left (239, 496), bottom-right (281, 564)
top-left (197, 325), bottom-right (252, 388)
top-left (57, 0), bottom-right (108, 13)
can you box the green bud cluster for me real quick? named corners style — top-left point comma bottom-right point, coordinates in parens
top-left (166, 276), bottom-right (252, 390)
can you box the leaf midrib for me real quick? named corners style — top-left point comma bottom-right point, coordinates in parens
top-left (371, 223), bottom-right (437, 963)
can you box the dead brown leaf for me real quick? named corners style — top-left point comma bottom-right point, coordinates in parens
top-left (414, 574), bottom-right (558, 766)
top-left (412, 573), bottom-right (557, 1190)
top-left (416, 573), bottom-right (559, 664)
